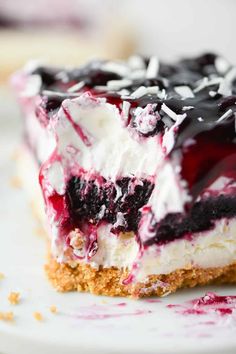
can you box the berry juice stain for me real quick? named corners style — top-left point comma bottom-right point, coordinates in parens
top-left (167, 292), bottom-right (236, 317)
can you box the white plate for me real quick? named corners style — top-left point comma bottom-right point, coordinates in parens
top-left (0, 89), bottom-right (236, 354)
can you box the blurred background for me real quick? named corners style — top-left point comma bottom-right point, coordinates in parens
top-left (0, 0), bottom-right (235, 81)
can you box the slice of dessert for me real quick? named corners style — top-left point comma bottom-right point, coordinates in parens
top-left (13, 53), bottom-right (236, 297)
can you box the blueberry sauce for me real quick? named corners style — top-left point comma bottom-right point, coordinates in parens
top-left (167, 292), bottom-right (236, 317)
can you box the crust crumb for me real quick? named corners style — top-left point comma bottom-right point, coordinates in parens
top-left (0, 311), bottom-right (14, 321)
top-left (33, 312), bottom-right (43, 321)
top-left (50, 305), bottom-right (57, 314)
top-left (0, 272), bottom-right (5, 280)
top-left (9, 176), bottom-right (22, 189)
top-left (8, 292), bottom-right (20, 305)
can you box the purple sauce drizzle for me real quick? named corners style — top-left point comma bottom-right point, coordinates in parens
top-left (167, 292), bottom-right (236, 317)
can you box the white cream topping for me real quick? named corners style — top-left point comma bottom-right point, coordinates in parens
top-left (25, 112), bottom-right (56, 163)
top-left (147, 153), bottom-right (191, 222)
top-left (52, 94), bottom-right (163, 181)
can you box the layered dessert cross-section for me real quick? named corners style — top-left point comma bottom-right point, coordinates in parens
top-left (13, 53), bottom-right (236, 297)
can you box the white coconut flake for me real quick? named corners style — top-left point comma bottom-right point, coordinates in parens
top-left (217, 109), bottom-right (233, 123)
top-left (146, 86), bottom-right (159, 95)
top-left (118, 89), bottom-right (130, 96)
top-left (41, 90), bottom-right (79, 97)
top-left (182, 106), bottom-right (194, 111)
top-left (130, 86), bottom-right (148, 99)
top-left (102, 61), bottom-right (129, 77)
top-left (122, 101), bottom-right (131, 120)
top-left (157, 89), bottom-right (167, 100)
top-left (129, 69), bottom-right (146, 80)
top-left (161, 103), bottom-right (186, 122)
top-left (162, 114), bottom-right (186, 154)
top-left (67, 81), bottom-right (85, 93)
top-left (107, 79), bottom-right (132, 90)
top-left (215, 56), bottom-right (231, 75)
top-left (146, 56), bottom-right (159, 79)
top-left (94, 85), bottom-right (110, 91)
top-left (209, 90), bottom-right (217, 97)
top-left (174, 85), bottom-right (194, 99)
top-left (194, 77), bottom-right (223, 93)
top-left (218, 67), bottom-right (236, 96)
top-left (128, 55), bottom-right (146, 70)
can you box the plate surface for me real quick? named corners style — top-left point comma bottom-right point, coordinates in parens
top-left (0, 89), bottom-right (236, 354)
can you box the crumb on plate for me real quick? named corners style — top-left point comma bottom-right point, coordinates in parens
top-left (50, 305), bottom-right (57, 314)
top-left (8, 292), bottom-right (20, 305)
top-left (9, 176), bottom-right (22, 189)
top-left (0, 311), bottom-right (14, 322)
top-left (33, 312), bottom-right (43, 321)
top-left (0, 272), bottom-right (5, 280)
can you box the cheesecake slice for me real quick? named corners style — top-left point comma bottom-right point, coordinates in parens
top-left (13, 53), bottom-right (236, 297)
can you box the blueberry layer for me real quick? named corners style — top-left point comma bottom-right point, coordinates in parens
top-left (66, 176), bottom-right (153, 232)
top-left (145, 195), bottom-right (236, 246)
top-left (65, 175), bottom-right (236, 245)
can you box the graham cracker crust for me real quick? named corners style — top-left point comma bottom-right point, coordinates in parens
top-left (45, 258), bottom-right (236, 298)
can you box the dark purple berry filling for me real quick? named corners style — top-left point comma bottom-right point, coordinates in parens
top-left (66, 176), bottom-right (153, 233)
top-left (145, 195), bottom-right (236, 246)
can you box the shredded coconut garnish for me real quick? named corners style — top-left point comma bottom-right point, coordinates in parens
top-left (67, 81), bottom-right (85, 93)
top-left (217, 109), bottom-right (233, 123)
top-left (209, 90), bottom-right (217, 97)
top-left (174, 85), bottom-right (194, 99)
top-left (194, 77), bottom-right (223, 93)
top-left (129, 69), bottom-right (146, 80)
top-left (157, 89), bottom-right (167, 100)
top-left (93, 85), bottom-right (110, 91)
top-left (161, 103), bottom-right (186, 122)
top-left (218, 67), bottom-right (236, 96)
top-left (146, 86), bottom-right (159, 94)
top-left (107, 79), bottom-right (132, 90)
top-left (42, 90), bottom-right (79, 97)
top-left (128, 55), bottom-right (145, 70)
top-left (102, 62), bottom-right (129, 77)
top-left (215, 56), bottom-right (231, 74)
top-left (182, 106), bottom-right (194, 111)
top-left (146, 56), bottom-right (159, 79)
top-left (130, 86), bottom-right (148, 99)
top-left (162, 113), bottom-right (187, 154)
top-left (122, 101), bottom-right (131, 120)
